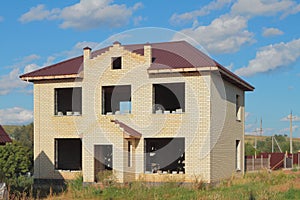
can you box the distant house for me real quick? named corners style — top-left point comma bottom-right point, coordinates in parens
top-left (0, 125), bottom-right (12, 145)
top-left (20, 40), bottom-right (254, 184)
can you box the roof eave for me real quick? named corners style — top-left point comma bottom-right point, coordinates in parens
top-left (20, 74), bottom-right (81, 82)
top-left (147, 66), bottom-right (219, 74)
top-left (147, 66), bottom-right (254, 91)
top-left (218, 67), bottom-right (254, 91)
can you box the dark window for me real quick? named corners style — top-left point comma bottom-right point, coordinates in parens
top-left (145, 138), bottom-right (185, 174)
top-left (102, 85), bottom-right (131, 115)
top-left (112, 57), bottom-right (122, 69)
top-left (153, 83), bottom-right (185, 113)
top-left (128, 141), bottom-right (132, 167)
top-left (55, 87), bottom-right (82, 116)
top-left (55, 138), bottom-right (82, 170)
top-left (236, 94), bottom-right (241, 121)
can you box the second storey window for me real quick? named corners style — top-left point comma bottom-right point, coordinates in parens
top-left (55, 87), bottom-right (82, 116)
top-left (102, 85), bottom-right (131, 115)
top-left (236, 94), bottom-right (241, 121)
top-left (153, 83), bottom-right (185, 114)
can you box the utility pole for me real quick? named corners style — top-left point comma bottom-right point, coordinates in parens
top-left (260, 118), bottom-right (263, 136)
top-left (254, 118), bottom-right (263, 158)
top-left (272, 136), bottom-right (274, 153)
top-left (287, 111), bottom-right (295, 154)
top-left (253, 118), bottom-right (258, 159)
top-left (254, 129), bottom-right (257, 159)
top-left (286, 111), bottom-right (296, 168)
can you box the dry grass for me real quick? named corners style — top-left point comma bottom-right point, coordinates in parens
top-left (8, 170), bottom-right (300, 199)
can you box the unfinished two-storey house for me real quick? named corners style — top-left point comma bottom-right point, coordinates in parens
top-left (20, 40), bottom-right (254, 183)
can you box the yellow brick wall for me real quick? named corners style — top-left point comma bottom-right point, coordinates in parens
top-left (32, 43), bottom-right (245, 183)
top-left (33, 80), bottom-right (83, 180)
top-left (210, 72), bottom-right (245, 182)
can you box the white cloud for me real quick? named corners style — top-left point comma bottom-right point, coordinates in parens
top-left (235, 38), bottom-right (300, 76)
top-left (0, 54), bottom-right (42, 95)
top-left (262, 27), bottom-right (284, 37)
top-left (173, 14), bottom-right (254, 54)
top-left (5, 54), bottom-right (40, 70)
top-left (44, 56), bottom-right (56, 67)
top-left (225, 63), bottom-right (234, 70)
top-left (132, 2), bottom-right (143, 11)
top-left (231, 0), bottom-right (297, 18)
top-left (133, 16), bottom-right (145, 26)
top-left (0, 107), bottom-right (33, 125)
top-left (19, 4), bottom-right (60, 23)
top-left (19, 0), bottom-right (143, 30)
top-left (22, 54), bottom-right (40, 63)
top-left (57, 41), bottom-right (99, 58)
top-left (24, 63), bottom-right (40, 74)
top-left (245, 112), bottom-right (250, 120)
top-left (0, 69), bottom-right (29, 95)
top-left (170, 0), bottom-right (233, 25)
top-left (282, 3), bottom-right (300, 17)
top-left (279, 125), bottom-right (299, 134)
top-left (280, 114), bottom-right (300, 122)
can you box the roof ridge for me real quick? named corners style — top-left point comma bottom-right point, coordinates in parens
top-left (122, 40), bottom-right (186, 47)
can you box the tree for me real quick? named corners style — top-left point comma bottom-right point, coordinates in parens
top-left (245, 142), bottom-right (257, 156)
top-left (10, 123), bottom-right (33, 149)
top-left (0, 142), bottom-right (32, 179)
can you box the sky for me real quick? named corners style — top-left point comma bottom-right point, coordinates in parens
top-left (0, 0), bottom-right (300, 137)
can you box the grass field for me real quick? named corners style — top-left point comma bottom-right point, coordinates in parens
top-left (33, 170), bottom-right (300, 200)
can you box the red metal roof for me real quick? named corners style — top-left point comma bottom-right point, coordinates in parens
top-left (20, 40), bottom-right (254, 91)
top-left (21, 56), bottom-right (83, 78)
top-left (0, 125), bottom-right (12, 145)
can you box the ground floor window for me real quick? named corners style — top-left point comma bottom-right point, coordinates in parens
top-left (55, 138), bottom-right (82, 170)
top-left (145, 138), bottom-right (185, 174)
top-left (236, 140), bottom-right (241, 171)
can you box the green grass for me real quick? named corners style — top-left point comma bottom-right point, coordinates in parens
top-left (46, 170), bottom-right (300, 200)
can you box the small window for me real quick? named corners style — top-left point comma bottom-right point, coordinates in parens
top-left (55, 138), bottom-right (82, 170)
top-left (55, 87), bottom-right (82, 116)
top-left (128, 141), bottom-right (132, 167)
top-left (153, 83), bottom-right (185, 114)
top-left (236, 140), bottom-right (241, 171)
top-left (236, 94), bottom-right (241, 121)
top-left (112, 57), bottom-right (122, 69)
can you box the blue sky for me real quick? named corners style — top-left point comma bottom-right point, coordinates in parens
top-left (0, 0), bottom-right (300, 137)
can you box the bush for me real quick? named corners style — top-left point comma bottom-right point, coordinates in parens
top-left (95, 170), bottom-right (117, 186)
top-left (6, 176), bottom-right (33, 198)
top-left (0, 142), bottom-right (32, 179)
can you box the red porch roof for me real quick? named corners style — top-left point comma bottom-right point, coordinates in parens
top-left (0, 125), bottom-right (12, 145)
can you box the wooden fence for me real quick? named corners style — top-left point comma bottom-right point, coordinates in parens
top-left (245, 152), bottom-right (300, 172)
